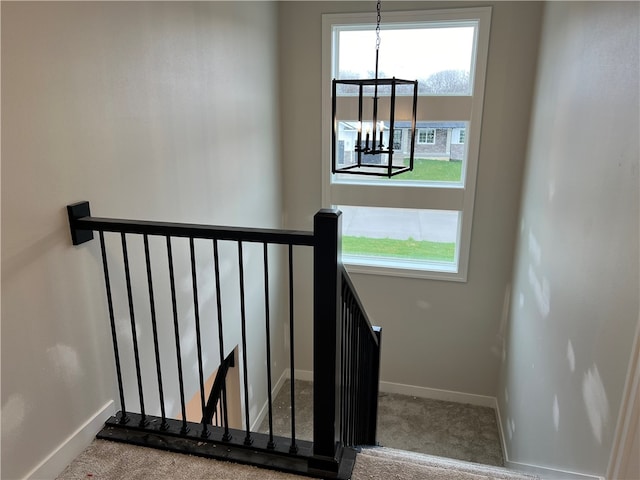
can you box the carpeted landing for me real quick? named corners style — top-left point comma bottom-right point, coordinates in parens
top-left (57, 439), bottom-right (538, 480)
top-left (260, 380), bottom-right (504, 467)
top-left (58, 381), bottom-right (538, 479)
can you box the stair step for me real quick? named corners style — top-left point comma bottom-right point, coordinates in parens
top-left (355, 447), bottom-right (539, 480)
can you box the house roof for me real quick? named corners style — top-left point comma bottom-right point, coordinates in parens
top-left (341, 121), bottom-right (466, 130)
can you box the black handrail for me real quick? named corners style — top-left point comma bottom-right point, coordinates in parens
top-left (202, 350), bottom-right (235, 425)
top-left (69, 215), bottom-right (315, 246)
top-left (341, 268), bottom-right (380, 347)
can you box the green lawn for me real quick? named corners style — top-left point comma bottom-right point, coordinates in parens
top-left (392, 158), bottom-right (462, 182)
top-left (342, 159), bottom-right (460, 262)
top-left (343, 236), bottom-right (455, 262)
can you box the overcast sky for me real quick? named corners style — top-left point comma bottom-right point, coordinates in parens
top-left (337, 25), bottom-right (475, 80)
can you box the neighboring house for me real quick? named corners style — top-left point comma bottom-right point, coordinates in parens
top-left (405, 121), bottom-right (466, 161)
top-left (337, 121), bottom-right (466, 165)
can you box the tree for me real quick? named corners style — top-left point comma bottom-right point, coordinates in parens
top-left (420, 70), bottom-right (470, 95)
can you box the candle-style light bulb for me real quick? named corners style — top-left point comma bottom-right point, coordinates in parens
top-left (365, 123), bottom-right (371, 150)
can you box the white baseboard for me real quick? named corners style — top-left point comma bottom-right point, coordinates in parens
top-left (503, 459), bottom-right (604, 480)
top-left (495, 402), bottom-right (603, 480)
top-left (23, 400), bottom-right (115, 480)
top-left (291, 369), bottom-right (495, 407)
top-left (250, 369), bottom-right (288, 431)
top-left (379, 380), bottom-right (497, 408)
top-left (291, 369), bottom-right (313, 382)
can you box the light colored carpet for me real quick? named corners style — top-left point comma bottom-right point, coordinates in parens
top-left (376, 390), bottom-right (504, 465)
top-left (58, 380), bottom-right (531, 479)
top-left (354, 447), bottom-right (538, 480)
top-left (260, 380), bottom-right (504, 467)
top-left (57, 439), bottom-right (539, 480)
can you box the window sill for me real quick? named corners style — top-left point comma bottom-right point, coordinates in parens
top-left (343, 256), bottom-right (467, 282)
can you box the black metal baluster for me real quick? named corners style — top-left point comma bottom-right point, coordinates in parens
top-left (359, 319), bottom-right (368, 444)
top-left (363, 324), bottom-right (374, 442)
top-left (343, 289), bottom-right (351, 445)
top-left (167, 236), bottom-right (189, 434)
top-left (340, 281), bottom-right (349, 444)
top-left (362, 318), bottom-right (370, 444)
top-left (121, 233), bottom-right (147, 426)
top-left (339, 281), bottom-right (345, 443)
top-left (346, 282), bottom-right (353, 443)
top-left (343, 290), bottom-right (350, 444)
top-left (347, 295), bottom-right (354, 445)
top-left (288, 244), bottom-right (298, 454)
top-left (370, 325), bottom-right (382, 445)
top-left (349, 295), bottom-right (358, 446)
top-left (213, 239), bottom-right (232, 441)
top-left (212, 409), bottom-right (218, 427)
top-left (356, 318), bottom-right (365, 444)
top-left (190, 238), bottom-right (209, 438)
top-left (351, 308), bottom-right (358, 445)
top-left (143, 234), bottom-right (168, 430)
top-left (363, 319), bottom-right (372, 444)
top-left (238, 241), bottom-right (253, 446)
top-left (263, 243), bottom-right (276, 449)
top-left (352, 317), bottom-right (359, 446)
top-left (358, 316), bottom-right (365, 443)
top-left (341, 287), bottom-right (348, 444)
top-left (99, 232), bottom-right (128, 425)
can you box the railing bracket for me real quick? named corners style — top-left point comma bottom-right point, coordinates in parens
top-left (67, 201), bottom-right (94, 245)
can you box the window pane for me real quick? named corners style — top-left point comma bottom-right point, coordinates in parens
top-left (340, 206), bottom-right (460, 267)
top-left (336, 24), bottom-right (476, 96)
top-left (334, 121), bottom-right (467, 184)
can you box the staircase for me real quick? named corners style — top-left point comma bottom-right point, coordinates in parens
top-left (354, 448), bottom-right (539, 480)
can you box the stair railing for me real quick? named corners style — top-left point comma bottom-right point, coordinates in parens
top-left (340, 269), bottom-right (382, 446)
top-left (202, 349), bottom-right (235, 431)
top-left (67, 202), bottom-right (381, 479)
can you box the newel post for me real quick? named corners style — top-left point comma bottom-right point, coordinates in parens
top-left (311, 208), bottom-right (343, 470)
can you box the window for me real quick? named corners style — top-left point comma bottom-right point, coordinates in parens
top-left (322, 7), bottom-right (491, 281)
top-left (393, 129), bottom-right (403, 150)
top-left (418, 128), bottom-right (436, 145)
top-left (453, 128), bottom-right (466, 144)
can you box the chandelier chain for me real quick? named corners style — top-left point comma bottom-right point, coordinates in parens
top-left (374, 0), bottom-right (382, 81)
top-left (376, 0), bottom-right (381, 51)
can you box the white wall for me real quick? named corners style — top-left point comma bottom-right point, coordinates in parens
top-left (278, 1), bottom-right (543, 397)
top-left (497, 2), bottom-right (639, 476)
top-left (1, 2), bottom-right (285, 479)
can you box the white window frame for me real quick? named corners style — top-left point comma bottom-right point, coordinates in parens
top-left (453, 127), bottom-right (466, 144)
top-left (321, 7), bottom-right (492, 282)
top-left (418, 128), bottom-right (436, 145)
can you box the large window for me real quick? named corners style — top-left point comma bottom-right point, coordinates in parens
top-left (322, 7), bottom-right (491, 281)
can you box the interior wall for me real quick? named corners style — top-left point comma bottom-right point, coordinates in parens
top-left (1, 2), bottom-right (284, 478)
top-left (497, 2), bottom-right (639, 476)
top-left (278, 1), bottom-right (542, 396)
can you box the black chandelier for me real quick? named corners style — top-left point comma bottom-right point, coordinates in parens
top-left (332, 0), bottom-right (418, 178)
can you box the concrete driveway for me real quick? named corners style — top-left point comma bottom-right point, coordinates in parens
top-left (339, 206), bottom-right (458, 243)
